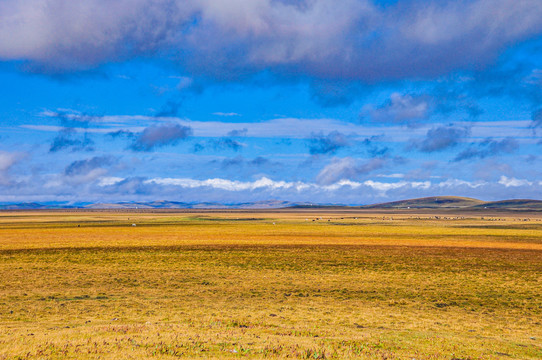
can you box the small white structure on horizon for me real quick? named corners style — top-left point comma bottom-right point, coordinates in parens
top-left (132, 223), bottom-right (137, 227)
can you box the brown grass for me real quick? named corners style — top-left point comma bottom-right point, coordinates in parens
top-left (0, 210), bottom-right (541, 359)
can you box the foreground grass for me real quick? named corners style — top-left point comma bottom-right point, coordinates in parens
top-left (0, 211), bottom-right (541, 359)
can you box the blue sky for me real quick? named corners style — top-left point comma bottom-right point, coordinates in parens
top-left (1, 0), bottom-right (542, 204)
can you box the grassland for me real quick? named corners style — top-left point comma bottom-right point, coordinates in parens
top-left (0, 210), bottom-right (541, 359)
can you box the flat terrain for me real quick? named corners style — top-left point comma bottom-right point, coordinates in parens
top-left (0, 210), bottom-right (541, 359)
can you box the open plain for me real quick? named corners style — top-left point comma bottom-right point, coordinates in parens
top-left (0, 210), bottom-right (541, 359)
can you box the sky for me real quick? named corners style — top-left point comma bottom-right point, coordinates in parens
top-left (1, 0), bottom-right (542, 205)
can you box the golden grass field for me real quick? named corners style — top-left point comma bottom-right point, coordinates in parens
top-left (0, 210), bottom-right (541, 359)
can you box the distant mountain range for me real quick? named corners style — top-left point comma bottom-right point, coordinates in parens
top-left (361, 196), bottom-right (484, 209)
top-left (1, 196), bottom-right (542, 211)
top-left (0, 200), bottom-right (312, 210)
top-left (84, 200), bottom-right (309, 210)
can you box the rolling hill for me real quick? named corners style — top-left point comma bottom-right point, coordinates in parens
top-left (470, 199), bottom-right (542, 211)
top-left (363, 196), bottom-right (542, 211)
top-left (363, 196), bottom-right (485, 209)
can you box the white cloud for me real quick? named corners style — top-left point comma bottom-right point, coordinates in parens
top-left (143, 176), bottom-right (436, 194)
top-left (0, 152), bottom-right (17, 172)
top-left (137, 176), bottom-right (542, 197)
top-left (367, 93), bottom-right (429, 124)
top-left (145, 177), bottom-right (311, 192)
top-left (322, 179), bottom-right (363, 191)
top-left (363, 180), bottom-right (431, 192)
top-left (98, 177), bottom-right (124, 187)
top-left (26, 111), bottom-right (539, 143)
top-left (438, 179), bottom-right (487, 188)
top-left (316, 157), bottom-right (388, 185)
top-left (213, 112), bottom-right (241, 117)
top-left (2, 0), bottom-right (541, 81)
top-left (498, 176), bottom-right (533, 187)
top-left (4, 172), bottom-right (542, 204)
top-left (0, 151), bottom-right (21, 185)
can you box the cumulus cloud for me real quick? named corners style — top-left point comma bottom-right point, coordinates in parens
top-left (140, 175), bottom-right (513, 198)
top-left (145, 176), bottom-right (311, 192)
top-left (361, 180), bottom-right (431, 192)
top-left (64, 156), bottom-right (115, 176)
top-left (98, 177), bottom-right (124, 187)
top-left (454, 137), bottom-right (519, 161)
top-left (0, 155), bottom-right (12, 173)
top-left (4, 170), bottom-right (542, 204)
top-left (498, 175), bottom-right (533, 187)
top-left (437, 178), bottom-right (487, 188)
top-left (131, 123), bottom-right (192, 151)
top-left (194, 137), bottom-right (246, 152)
top-left (49, 128), bottom-right (94, 152)
top-left (0, 0), bottom-right (195, 73)
top-left (316, 157), bottom-right (388, 185)
top-left (99, 176), bottom-right (153, 196)
top-left (2, 0), bottom-right (542, 80)
top-left (46, 110), bottom-right (97, 152)
top-left (62, 156), bottom-right (116, 185)
top-left (0, 151), bottom-right (21, 185)
top-left (361, 135), bottom-right (390, 157)
top-left (308, 131), bottom-right (349, 155)
top-left (367, 93), bottom-right (430, 125)
top-left (29, 112), bottom-right (538, 143)
top-left (411, 125), bottom-right (470, 152)
top-left (143, 176), bottom-right (429, 194)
